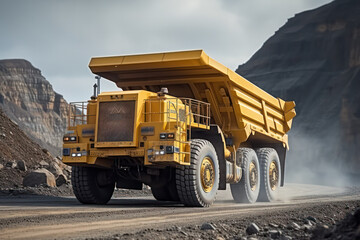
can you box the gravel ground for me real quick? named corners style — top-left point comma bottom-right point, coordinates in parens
top-left (102, 200), bottom-right (360, 240)
top-left (0, 184), bottom-right (151, 197)
top-left (0, 185), bottom-right (359, 240)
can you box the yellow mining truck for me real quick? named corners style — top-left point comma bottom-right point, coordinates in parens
top-left (62, 50), bottom-right (296, 207)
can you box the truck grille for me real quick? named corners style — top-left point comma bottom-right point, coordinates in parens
top-left (97, 101), bottom-right (135, 142)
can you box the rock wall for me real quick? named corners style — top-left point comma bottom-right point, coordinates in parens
top-left (0, 59), bottom-right (70, 156)
top-left (236, 0), bottom-right (360, 185)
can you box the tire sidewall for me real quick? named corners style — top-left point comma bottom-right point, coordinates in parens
top-left (242, 150), bottom-right (260, 203)
top-left (91, 168), bottom-right (115, 203)
top-left (195, 143), bottom-right (219, 205)
top-left (262, 150), bottom-right (281, 201)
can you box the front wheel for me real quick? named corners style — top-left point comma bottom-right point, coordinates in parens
top-left (230, 148), bottom-right (260, 203)
top-left (256, 148), bottom-right (281, 202)
top-left (151, 181), bottom-right (179, 202)
top-left (176, 139), bottom-right (219, 207)
top-left (151, 186), bottom-right (171, 201)
top-left (71, 166), bottom-right (115, 204)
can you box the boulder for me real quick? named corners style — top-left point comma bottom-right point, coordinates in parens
top-left (306, 216), bottom-right (317, 223)
top-left (269, 223), bottom-right (279, 228)
top-left (62, 168), bottom-right (72, 179)
top-left (200, 223), bottom-right (216, 230)
top-left (269, 230), bottom-right (281, 239)
top-left (288, 222), bottom-right (300, 230)
top-left (5, 161), bottom-right (16, 168)
top-left (42, 148), bottom-right (52, 158)
top-left (0, 163), bottom-right (3, 170)
top-left (39, 160), bottom-right (49, 168)
top-left (56, 174), bottom-right (67, 187)
top-left (53, 157), bottom-right (61, 165)
top-left (49, 162), bottom-right (63, 177)
top-left (23, 168), bottom-right (56, 187)
top-left (58, 160), bottom-right (71, 171)
top-left (16, 160), bottom-right (27, 171)
top-left (246, 223), bottom-right (260, 235)
top-left (279, 235), bottom-right (292, 240)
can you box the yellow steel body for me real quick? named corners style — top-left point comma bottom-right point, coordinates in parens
top-left (63, 50), bottom-right (296, 168)
top-left (89, 50), bottom-right (296, 150)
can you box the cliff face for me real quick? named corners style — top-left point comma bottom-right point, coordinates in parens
top-left (236, 0), bottom-right (360, 184)
top-left (0, 59), bottom-right (70, 156)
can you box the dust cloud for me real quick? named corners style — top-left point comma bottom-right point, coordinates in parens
top-left (216, 130), bottom-right (359, 204)
top-left (286, 131), bottom-right (360, 187)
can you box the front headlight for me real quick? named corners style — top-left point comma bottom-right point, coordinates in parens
top-left (167, 133), bottom-right (175, 139)
top-left (63, 136), bottom-right (77, 142)
top-left (159, 132), bottom-right (175, 140)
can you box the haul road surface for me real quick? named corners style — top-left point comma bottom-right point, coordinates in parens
top-left (0, 184), bottom-right (359, 240)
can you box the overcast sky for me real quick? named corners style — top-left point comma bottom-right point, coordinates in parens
top-left (0, 0), bottom-right (331, 102)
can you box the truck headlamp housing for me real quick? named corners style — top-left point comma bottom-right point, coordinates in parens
top-left (167, 133), bottom-right (175, 139)
top-left (165, 146), bottom-right (180, 154)
top-left (160, 133), bottom-right (175, 140)
top-left (63, 136), bottom-right (77, 142)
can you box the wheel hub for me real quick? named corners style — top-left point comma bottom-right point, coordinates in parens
top-left (269, 161), bottom-right (279, 190)
top-left (200, 157), bottom-right (215, 193)
top-left (249, 161), bottom-right (258, 191)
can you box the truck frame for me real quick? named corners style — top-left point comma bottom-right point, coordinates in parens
top-left (62, 50), bottom-right (296, 207)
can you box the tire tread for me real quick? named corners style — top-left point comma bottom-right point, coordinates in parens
top-left (71, 166), bottom-right (114, 204)
top-left (256, 148), bottom-right (280, 202)
top-left (230, 148), bottom-right (260, 203)
top-left (176, 139), bottom-right (217, 207)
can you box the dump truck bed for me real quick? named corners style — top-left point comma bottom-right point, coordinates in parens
top-left (89, 50), bottom-right (296, 148)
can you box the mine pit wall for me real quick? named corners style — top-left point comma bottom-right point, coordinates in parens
top-left (0, 59), bottom-right (71, 156)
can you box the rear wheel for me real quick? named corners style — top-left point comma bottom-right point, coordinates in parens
top-left (230, 148), bottom-right (260, 203)
top-left (71, 166), bottom-right (115, 204)
top-left (176, 139), bottom-right (219, 207)
top-left (256, 148), bottom-right (281, 202)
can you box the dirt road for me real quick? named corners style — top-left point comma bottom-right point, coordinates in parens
top-left (0, 184), bottom-right (359, 240)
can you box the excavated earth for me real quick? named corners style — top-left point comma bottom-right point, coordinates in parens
top-left (0, 184), bottom-right (359, 240)
top-left (0, 107), bottom-right (150, 198)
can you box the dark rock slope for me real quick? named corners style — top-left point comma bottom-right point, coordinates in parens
top-left (236, 0), bottom-right (360, 184)
top-left (0, 59), bottom-right (70, 156)
top-left (0, 107), bottom-right (71, 189)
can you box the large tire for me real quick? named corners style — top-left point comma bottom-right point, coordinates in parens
top-left (151, 186), bottom-right (172, 201)
top-left (256, 148), bottom-right (281, 202)
top-left (167, 173), bottom-right (180, 201)
top-left (151, 168), bottom-right (179, 202)
top-left (176, 139), bottom-right (219, 207)
top-left (71, 166), bottom-right (115, 204)
top-left (230, 148), bottom-right (260, 203)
